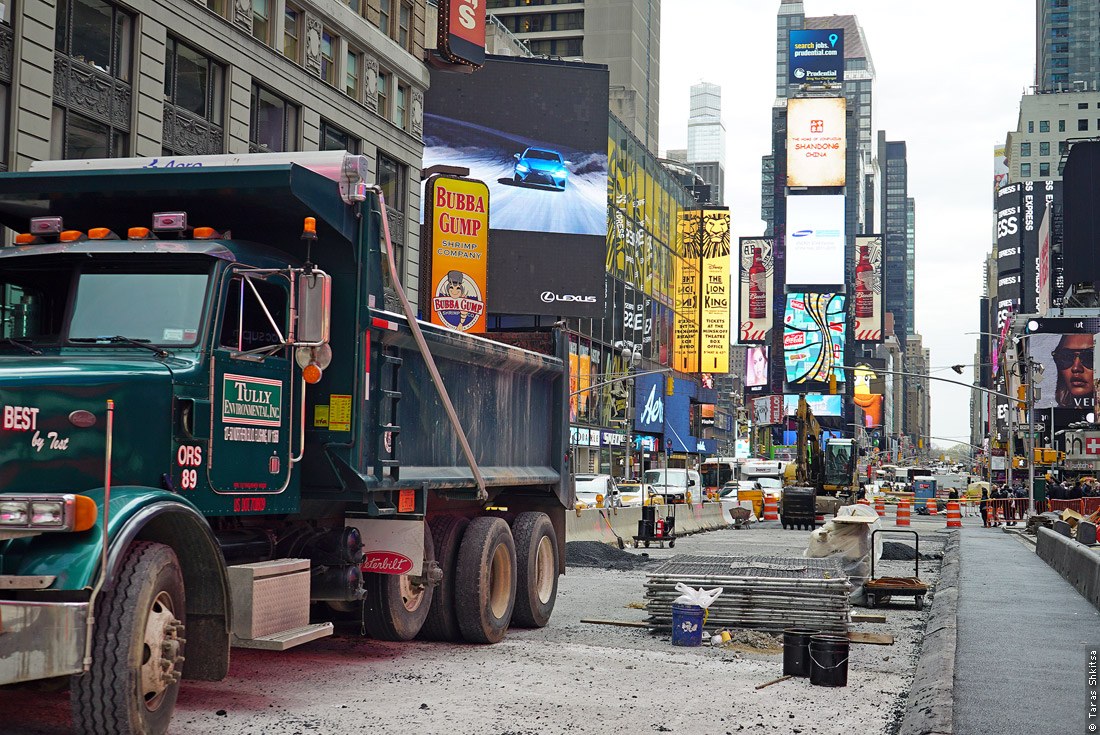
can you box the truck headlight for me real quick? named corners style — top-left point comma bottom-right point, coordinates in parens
top-left (0, 495), bottom-right (97, 531)
top-left (0, 500), bottom-right (29, 525)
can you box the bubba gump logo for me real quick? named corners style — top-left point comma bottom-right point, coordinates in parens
top-left (432, 270), bottom-right (484, 331)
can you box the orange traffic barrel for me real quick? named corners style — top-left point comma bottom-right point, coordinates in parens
top-left (763, 495), bottom-right (779, 521)
top-left (874, 498), bottom-right (886, 517)
top-left (946, 501), bottom-right (962, 528)
top-left (926, 498), bottom-right (938, 515)
top-left (896, 500), bottom-right (911, 526)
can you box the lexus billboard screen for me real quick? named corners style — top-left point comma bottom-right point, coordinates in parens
top-left (424, 55), bottom-right (608, 317)
top-left (786, 97), bottom-right (846, 187)
top-left (785, 194), bottom-right (845, 285)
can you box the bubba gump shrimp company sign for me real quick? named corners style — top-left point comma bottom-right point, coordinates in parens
top-left (424, 175), bottom-right (489, 333)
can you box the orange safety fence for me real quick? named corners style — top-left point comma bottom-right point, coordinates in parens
top-left (1047, 498), bottom-right (1100, 516)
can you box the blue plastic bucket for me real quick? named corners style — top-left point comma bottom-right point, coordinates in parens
top-left (670, 604), bottom-right (706, 646)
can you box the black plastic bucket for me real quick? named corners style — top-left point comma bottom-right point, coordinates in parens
top-left (782, 628), bottom-right (819, 677)
top-left (809, 634), bottom-right (850, 687)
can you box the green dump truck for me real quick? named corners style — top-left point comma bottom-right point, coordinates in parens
top-left (0, 152), bottom-right (570, 734)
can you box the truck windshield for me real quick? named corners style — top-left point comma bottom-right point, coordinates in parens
top-left (69, 271), bottom-right (209, 345)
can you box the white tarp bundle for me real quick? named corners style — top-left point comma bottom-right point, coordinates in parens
top-left (804, 504), bottom-right (882, 602)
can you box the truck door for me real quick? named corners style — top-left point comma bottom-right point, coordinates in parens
top-left (208, 271), bottom-right (293, 496)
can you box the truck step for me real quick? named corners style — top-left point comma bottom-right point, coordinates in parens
top-left (380, 424), bottom-right (401, 434)
top-left (382, 390), bottom-right (402, 399)
top-left (378, 459), bottom-right (401, 467)
top-left (381, 354), bottom-right (403, 365)
top-left (231, 622), bottom-right (333, 651)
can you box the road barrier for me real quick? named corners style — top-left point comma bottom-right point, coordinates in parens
top-left (763, 495), bottom-right (779, 521)
top-left (1036, 526), bottom-right (1100, 612)
top-left (926, 498), bottom-right (937, 516)
top-left (945, 501), bottom-right (962, 528)
top-left (874, 498), bottom-right (886, 517)
top-left (565, 502), bottom-right (731, 545)
top-left (896, 500), bottom-right (911, 527)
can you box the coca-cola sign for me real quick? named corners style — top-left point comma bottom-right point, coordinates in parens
top-left (361, 552), bottom-right (413, 575)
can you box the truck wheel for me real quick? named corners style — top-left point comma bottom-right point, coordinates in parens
top-left (71, 541), bottom-right (186, 735)
top-left (363, 524), bottom-right (435, 641)
top-left (418, 515), bottom-right (470, 641)
top-left (511, 512), bottom-right (558, 628)
top-left (455, 517), bottom-right (516, 643)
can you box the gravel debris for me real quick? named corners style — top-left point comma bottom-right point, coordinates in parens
top-left (566, 541), bottom-right (656, 570)
top-left (881, 540), bottom-right (941, 561)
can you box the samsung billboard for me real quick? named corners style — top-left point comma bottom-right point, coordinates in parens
top-left (785, 194), bottom-right (845, 285)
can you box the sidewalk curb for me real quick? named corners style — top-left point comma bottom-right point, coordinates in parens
top-left (898, 531), bottom-right (959, 735)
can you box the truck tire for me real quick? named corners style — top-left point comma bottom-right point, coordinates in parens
top-left (71, 541), bottom-right (186, 735)
top-left (418, 515), bottom-right (470, 641)
top-left (510, 512), bottom-right (557, 628)
top-left (362, 524), bottom-right (435, 641)
top-left (454, 516), bottom-right (516, 644)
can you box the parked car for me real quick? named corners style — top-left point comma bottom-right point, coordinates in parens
top-left (720, 479), bottom-right (761, 499)
top-left (616, 481), bottom-right (655, 507)
top-left (757, 477), bottom-right (783, 496)
top-left (574, 473), bottom-right (619, 508)
top-left (512, 147), bottom-right (569, 190)
top-left (642, 468), bottom-right (701, 504)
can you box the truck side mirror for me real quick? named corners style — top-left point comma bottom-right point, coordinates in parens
top-left (297, 271), bottom-right (331, 345)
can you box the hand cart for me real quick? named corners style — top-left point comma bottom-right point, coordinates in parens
top-left (865, 529), bottom-right (929, 610)
top-left (633, 504), bottom-right (676, 548)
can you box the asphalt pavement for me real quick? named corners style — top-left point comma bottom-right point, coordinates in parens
top-left (953, 523), bottom-right (1100, 734)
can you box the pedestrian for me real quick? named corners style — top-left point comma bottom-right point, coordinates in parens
top-left (1003, 483), bottom-right (1017, 525)
top-left (980, 487), bottom-right (990, 527)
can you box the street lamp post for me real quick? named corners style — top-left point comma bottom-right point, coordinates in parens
top-left (614, 340), bottom-right (642, 481)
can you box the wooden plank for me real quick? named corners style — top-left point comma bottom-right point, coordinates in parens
top-left (580, 618), bottom-right (649, 628)
top-left (851, 613), bottom-right (887, 623)
top-left (847, 632), bottom-right (894, 645)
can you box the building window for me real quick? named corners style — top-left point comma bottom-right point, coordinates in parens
top-left (249, 83), bottom-right (299, 152)
top-left (346, 50), bottom-right (359, 98)
top-left (399, 2), bottom-right (411, 49)
top-left (396, 84), bottom-right (407, 129)
top-left (1079, 102), bottom-right (1089, 110)
top-left (378, 0), bottom-right (391, 34)
top-left (1028, 121), bottom-right (1034, 133)
top-left (1039, 120), bottom-right (1050, 132)
top-left (345, 0), bottom-right (360, 13)
top-left (1040, 162), bottom-right (1050, 177)
top-left (1021, 162), bottom-right (1031, 178)
top-left (164, 38), bottom-right (224, 123)
top-left (1039, 141), bottom-right (1049, 156)
top-left (55, 0), bottom-right (133, 81)
top-left (51, 107), bottom-right (127, 159)
top-left (320, 120), bottom-right (357, 153)
top-left (252, 0), bottom-right (271, 44)
top-left (321, 30), bottom-right (336, 85)
top-left (207, 0), bottom-right (225, 16)
top-left (1059, 120), bottom-right (1066, 132)
top-left (284, 5), bottom-right (301, 62)
top-left (1060, 141), bottom-right (1071, 155)
top-left (1080, 119), bottom-right (1089, 131)
top-left (1020, 142), bottom-right (1031, 156)
top-left (377, 152), bottom-right (405, 270)
top-left (377, 69), bottom-right (389, 119)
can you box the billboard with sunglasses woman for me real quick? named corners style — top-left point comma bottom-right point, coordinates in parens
top-left (1031, 333), bottom-right (1096, 410)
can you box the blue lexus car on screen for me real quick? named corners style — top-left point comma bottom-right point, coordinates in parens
top-left (512, 148), bottom-right (569, 190)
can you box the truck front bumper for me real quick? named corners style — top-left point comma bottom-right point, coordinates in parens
top-left (0, 600), bottom-right (88, 685)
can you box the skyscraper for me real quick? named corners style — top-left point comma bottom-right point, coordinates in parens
top-left (687, 82), bottom-right (726, 205)
top-left (1036, 0), bottom-right (1100, 92)
top-left (488, 0), bottom-right (661, 152)
top-left (878, 132), bottom-right (909, 346)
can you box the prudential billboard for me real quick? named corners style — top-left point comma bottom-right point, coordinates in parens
top-left (788, 29), bottom-right (844, 85)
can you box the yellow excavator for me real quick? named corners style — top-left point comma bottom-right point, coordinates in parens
top-left (780, 396), bottom-right (859, 529)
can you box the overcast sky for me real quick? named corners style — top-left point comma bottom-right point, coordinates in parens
top-left (658, 0), bottom-right (1034, 450)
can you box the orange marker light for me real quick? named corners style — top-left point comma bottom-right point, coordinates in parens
top-left (302, 362), bottom-right (323, 384)
top-left (302, 217), bottom-right (317, 240)
top-left (127, 227), bottom-right (151, 239)
top-left (88, 228), bottom-right (117, 240)
top-left (59, 230), bottom-right (84, 242)
top-left (73, 495), bottom-right (98, 532)
top-left (14, 233), bottom-right (35, 244)
top-left (193, 227), bottom-right (217, 239)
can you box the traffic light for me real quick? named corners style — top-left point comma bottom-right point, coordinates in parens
top-left (829, 372), bottom-right (837, 395)
top-left (1016, 384), bottom-right (1027, 409)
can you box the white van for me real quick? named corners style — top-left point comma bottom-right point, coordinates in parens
top-left (642, 468), bottom-right (702, 504)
